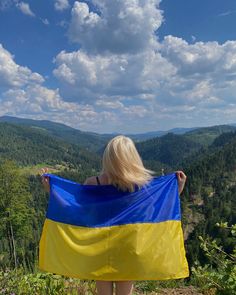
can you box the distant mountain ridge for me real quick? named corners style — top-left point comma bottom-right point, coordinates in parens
top-left (1, 115), bottom-right (236, 142)
top-left (1, 116), bottom-right (236, 170)
top-left (127, 127), bottom-right (198, 141)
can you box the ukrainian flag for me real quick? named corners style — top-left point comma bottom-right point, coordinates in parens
top-left (39, 173), bottom-right (189, 280)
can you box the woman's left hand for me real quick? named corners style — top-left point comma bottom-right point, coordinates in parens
top-left (40, 167), bottom-right (50, 193)
top-left (175, 171), bottom-right (187, 195)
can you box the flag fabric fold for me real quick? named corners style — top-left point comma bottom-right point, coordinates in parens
top-left (39, 173), bottom-right (189, 281)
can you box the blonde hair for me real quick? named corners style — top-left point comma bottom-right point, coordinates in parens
top-left (102, 135), bottom-right (154, 192)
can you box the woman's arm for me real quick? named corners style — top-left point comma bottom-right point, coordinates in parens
top-left (175, 171), bottom-right (187, 195)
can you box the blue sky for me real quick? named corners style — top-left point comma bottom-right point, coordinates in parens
top-left (0, 0), bottom-right (236, 133)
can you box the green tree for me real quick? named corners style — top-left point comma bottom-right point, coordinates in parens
top-left (0, 160), bottom-right (34, 269)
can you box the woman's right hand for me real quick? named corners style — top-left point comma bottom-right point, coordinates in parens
top-left (175, 170), bottom-right (187, 195)
top-left (40, 168), bottom-right (50, 193)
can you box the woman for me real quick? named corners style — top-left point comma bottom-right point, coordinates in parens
top-left (41, 135), bottom-right (187, 295)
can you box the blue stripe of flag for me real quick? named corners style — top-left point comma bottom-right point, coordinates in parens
top-left (45, 173), bottom-right (180, 228)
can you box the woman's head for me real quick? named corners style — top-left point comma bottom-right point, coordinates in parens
top-left (102, 135), bottom-right (154, 192)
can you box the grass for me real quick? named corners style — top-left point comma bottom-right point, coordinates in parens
top-left (0, 269), bottom-right (204, 295)
top-left (19, 163), bottom-right (70, 176)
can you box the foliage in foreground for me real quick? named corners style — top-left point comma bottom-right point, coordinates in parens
top-left (191, 222), bottom-right (236, 295)
top-left (0, 268), bottom-right (194, 295)
top-left (0, 269), bottom-right (96, 295)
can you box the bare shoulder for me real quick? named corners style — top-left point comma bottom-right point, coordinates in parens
top-left (83, 173), bottom-right (109, 185)
top-left (83, 176), bottom-right (97, 185)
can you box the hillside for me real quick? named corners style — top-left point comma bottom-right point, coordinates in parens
top-left (183, 124), bottom-right (236, 146)
top-left (0, 122), bottom-right (100, 172)
top-left (136, 127), bottom-right (236, 173)
top-left (136, 132), bottom-right (203, 169)
top-left (0, 116), bottom-right (111, 152)
top-left (181, 131), bottom-right (236, 264)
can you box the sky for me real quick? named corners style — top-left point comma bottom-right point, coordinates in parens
top-left (0, 0), bottom-right (236, 133)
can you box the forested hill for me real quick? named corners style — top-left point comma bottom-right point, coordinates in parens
top-left (184, 124), bottom-right (236, 146)
top-left (1, 119), bottom-right (236, 176)
top-left (0, 116), bottom-right (111, 152)
top-left (181, 131), bottom-right (236, 264)
top-left (135, 126), bottom-right (236, 172)
top-left (0, 122), bottom-right (100, 171)
top-left (136, 133), bottom-right (203, 170)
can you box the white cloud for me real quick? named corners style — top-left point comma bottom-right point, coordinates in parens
top-left (161, 36), bottom-right (224, 76)
top-left (218, 10), bottom-right (236, 17)
top-left (68, 0), bottom-right (163, 54)
top-left (0, 44), bottom-right (44, 88)
top-left (191, 35), bottom-right (196, 42)
top-left (159, 36), bottom-right (236, 106)
top-left (96, 99), bottom-right (124, 109)
top-left (0, 85), bottom-right (124, 132)
top-left (63, 1), bottom-right (233, 111)
top-left (16, 1), bottom-right (35, 17)
top-left (53, 48), bottom-right (175, 102)
top-left (2, 86), bottom-right (77, 114)
top-left (2, 1), bottom-right (236, 132)
top-left (52, 31), bottom-right (236, 131)
top-left (54, 0), bottom-right (70, 11)
top-left (41, 18), bottom-right (50, 25)
top-left (160, 36), bottom-right (236, 81)
top-left (0, 45), bottom-right (121, 132)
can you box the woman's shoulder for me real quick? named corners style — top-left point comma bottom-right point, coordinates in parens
top-left (83, 173), bottom-right (109, 185)
top-left (83, 176), bottom-right (98, 185)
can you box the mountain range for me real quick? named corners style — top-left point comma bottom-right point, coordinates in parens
top-left (1, 115), bottom-right (236, 173)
